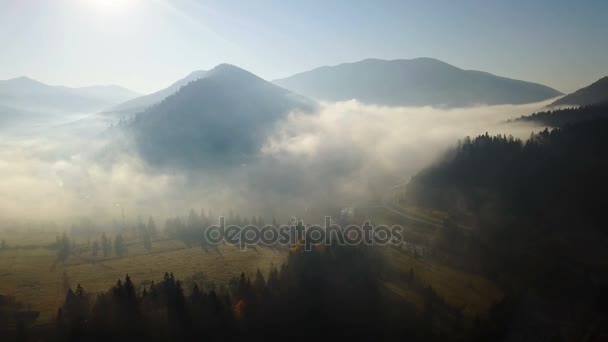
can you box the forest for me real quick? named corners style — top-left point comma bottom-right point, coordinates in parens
top-left (401, 112), bottom-right (608, 340)
top-left (512, 102), bottom-right (608, 127)
top-left (2, 107), bottom-right (608, 341)
top-left (3, 243), bottom-right (491, 342)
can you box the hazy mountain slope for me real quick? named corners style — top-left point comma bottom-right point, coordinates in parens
top-left (108, 70), bottom-right (208, 115)
top-left (0, 104), bottom-right (31, 127)
top-left (0, 76), bottom-right (138, 113)
top-left (129, 64), bottom-right (314, 168)
top-left (75, 85), bottom-right (140, 106)
top-left (550, 76), bottom-right (608, 107)
top-left (274, 58), bottom-right (562, 107)
top-left (513, 103), bottom-right (608, 127)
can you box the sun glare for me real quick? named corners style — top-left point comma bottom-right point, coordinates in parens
top-left (87, 0), bottom-right (136, 14)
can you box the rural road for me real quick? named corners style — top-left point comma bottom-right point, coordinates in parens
top-left (360, 203), bottom-right (443, 228)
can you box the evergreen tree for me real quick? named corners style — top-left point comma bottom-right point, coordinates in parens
top-left (114, 234), bottom-right (126, 257)
top-left (91, 241), bottom-right (100, 257)
top-left (147, 216), bottom-right (157, 238)
top-left (254, 268), bottom-right (266, 292)
top-left (143, 229), bottom-right (152, 252)
top-left (57, 233), bottom-right (71, 263)
top-left (101, 234), bottom-right (110, 258)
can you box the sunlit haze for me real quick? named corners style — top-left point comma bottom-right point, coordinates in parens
top-left (1, 1), bottom-right (607, 341)
top-left (1, 0), bottom-right (606, 93)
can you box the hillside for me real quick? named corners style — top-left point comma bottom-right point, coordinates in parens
top-left (400, 119), bottom-right (608, 340)
top-left (129, 64), bottom-right (314, 168)
top-left (550, 76), bottom-right (608, 107)
top-left (107, 70), bottom-right (208, 115)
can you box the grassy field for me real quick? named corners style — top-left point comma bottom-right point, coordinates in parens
top-left (1, 207), bottom-right (502, 323)
top-left (367, 206), bottom-right (503, 318)
top-left (382, 247), bottom-right (503, 317)
top-left (0, 232), bottom-right (287, 323)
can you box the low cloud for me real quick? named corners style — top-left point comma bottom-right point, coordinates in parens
top-left (0, 100), bottom-right (550, 225)
top-left (256, 100), bottom-right (549, 203)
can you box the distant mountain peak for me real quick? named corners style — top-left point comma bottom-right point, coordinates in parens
top-left (6, 75), bottom-right (46, 86)
top-left (128, 65), bottom-right (313, 168)
top-left (12, 76), bottom-right (35, 81)
top-left (274, 57), bottom-right (561, 107)
top-left (0, 76), bottom-right (138, 113)
top-left (206, 64), bottom-right (263, 82)
top-left (107, 64), bottom-right (276, 117)
top-left (211, 63), bottom-right (242, 71)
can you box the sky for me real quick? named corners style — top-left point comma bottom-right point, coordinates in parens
top-left (0, 0), bottom-right (606, 94)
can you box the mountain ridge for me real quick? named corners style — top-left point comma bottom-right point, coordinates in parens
top-left (274, 58), bottom-right (562, 107)
top-left (549, 76), bottom-right (608, 107)
top-left (0, 76), bottom-right (139, 113)
top-left (107, 70), bottom-right (208, 115)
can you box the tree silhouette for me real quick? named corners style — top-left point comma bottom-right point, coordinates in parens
top-left (91, 241), bottom-right (99, 257)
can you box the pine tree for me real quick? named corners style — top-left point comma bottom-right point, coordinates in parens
top-left (143, 229), bottom-right (152, 252)
top-left (75, 283), bottom-right (86, 298)
top-left (114, 234), bottom-right (126, 257)
top-left (124, 274), bottom-right (136, 302)
top-left (101, 234), bottom-right (109, 257)
top-left (254, 268), bottom-right (266, 292)
top-left (237, 272), bottom-right (250, 300)
top-left (92, 241), bottom-right (100, 257)
top-left (147, 216), bottom-right (157, 238)
top-left (267, 264), bottom-right (280, 293)
top-left (57, 233), bottom-right (71, 263)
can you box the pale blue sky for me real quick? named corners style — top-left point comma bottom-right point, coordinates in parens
top-left (0, 0), bottom-right (606, 93)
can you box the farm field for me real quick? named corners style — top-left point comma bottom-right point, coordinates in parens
top-left (1, 205), bottom-right (501, 324)
top-left (0, 233), bottom-right (287, 323)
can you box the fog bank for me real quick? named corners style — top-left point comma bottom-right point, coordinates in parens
top-left (0, 99), bottom-right (551, 226)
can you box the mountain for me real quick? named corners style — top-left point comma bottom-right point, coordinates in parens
top-left (129, 64), bottom-right (314, 168)
top-left (274, 58), bottom-right (562, 107)
top-left (550, 76), bottom-right (608, 107)
top-left (0, 76), bottom-right (139, 113)
top-left (107, 70), bottom-right (208, 115)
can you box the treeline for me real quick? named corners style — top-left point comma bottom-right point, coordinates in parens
top-left (405, 119), bottom-right (608, 233)
top-left (511, 103), bottom-right (608, 127)
top-left (53, 217), bottom-right (159, 263)
top-left (165, 209), bottom-right (282, 249)
top-left (54, 233), bottom-right (130, 263)
top-left (37, 244), bottom-right (481, 341)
